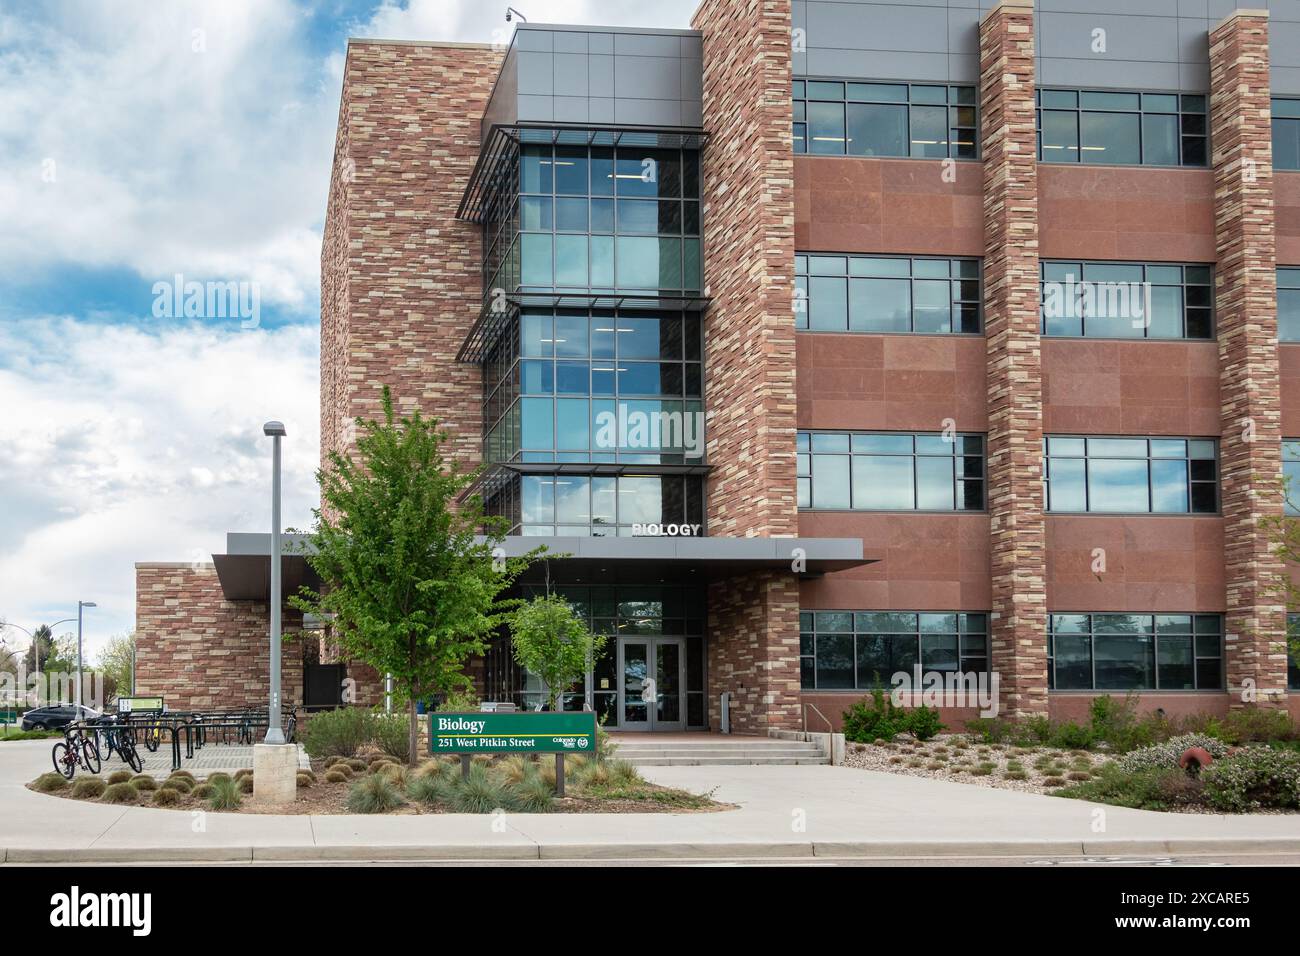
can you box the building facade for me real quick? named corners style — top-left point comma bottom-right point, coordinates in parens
top-left (136, 0), bottom-right (1300, 732)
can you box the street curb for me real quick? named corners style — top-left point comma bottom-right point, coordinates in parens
top-left (6, 837), bottom-right (1300, 863)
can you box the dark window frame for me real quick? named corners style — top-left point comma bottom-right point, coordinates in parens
top-left (1036, 88), bottom-right (1208, 167)
top-left (795, 253), bottom-right (982, 334)
top-left (793, 78), bottom-right (978, 160)
top-left (1047, 613), bottom-right (1224, 692)
top-left (799, 610), bottom-right (989, 691)
top-left (797, 430), bottom-right (986, 513)
top-left (1043, 435), bottom-right (1219, 515)
top-left (1272, 97), bottom-right (1300, 172)
top-left (1039, 260), bottom-right (1214, 340)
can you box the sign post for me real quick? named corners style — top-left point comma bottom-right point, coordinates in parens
top-left (430, 712), bottom-right (598, 794)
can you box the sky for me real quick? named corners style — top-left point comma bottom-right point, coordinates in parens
top-left (0, 0), bottom-right (700, 662)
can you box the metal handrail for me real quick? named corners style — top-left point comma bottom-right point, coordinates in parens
top-left (802, 701), bottom-right (834, 735)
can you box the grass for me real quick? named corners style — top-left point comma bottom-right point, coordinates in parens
top-left (207, 776), bottom-right (242, 811)
top-left (102, 782), bottom-right (137, 804)
top-left (71, 777), bottom-right (106, 799)
top-left (32, 772), bottom-right (69, 793)
top-left (0, 728), bottom-right (61, 741)
top-left (346, 772), bottom-right (405, 813)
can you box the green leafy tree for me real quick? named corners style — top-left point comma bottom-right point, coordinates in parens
top-left (22, 625), bottom-right (56, 673)
top-left (97, 633), bottom-right (137, 697)
top-left (510, 594), bottom-right (608, 711)
top-left (291, 387), bottom-right (540, 764)
top-left (1263, 472), bottom-right (1300, 681)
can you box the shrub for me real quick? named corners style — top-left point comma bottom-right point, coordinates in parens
top-left (345, 758), bottom-right (367, 773)
top-left (329, 763), bottom-right (353, 780)
top-left (103, 782), bottom-right (138, 804)
top-left (324, 770), bottom-right (348, 784)
top-left (345, 773), bottom-right (405, 813)
top-left (33, 772), bottom-right (69, 793)
top-left (841, 687), bottom-right (905, 743)
top-left (1054, 764), bottom-right (1194, 811)
top-left (1213, 709), bottom-right (1296, 746)
top-left (371, 714), bottom-right (411, 762)
top-left (495, 754), bottom-right (531, 786)
top-left (1004, 770), bottom-right (1028, 780)
top-left (323, 755), bottom-right (346, 769)
top-left (907, 705), bottom-right (945, 742)
top-left (233, 768), bottom-right (253, 782)
top-left (406, 774), bottom-right (444, 806)
top-left (207, 772), bottom-right (232, 786)
top-left (131, 775), bottom-right (158, 792)
top-left (164, 776), bottom-right (193, 794)
top-left (207, 776), bottom-right (242, 811)
top-left (296, 772), bottom-right (314, 789)
top-left (152, 788), bottom-right (181, 807)
top-left (378, 763), bottom-right (408, 788)
top-left (236, 775), bottom-right (254, 794)
top-left (1042, 776), bottom-right (1066, 788)
top-left (106, 769), bottom-right (133, 785)
top-left (435, 687), bottom-right (481, 713)
top-left (1118, 734), bottom-right (1230, 774)
top-left (72, 777), bottom-right (106, 799)
top-left (967, 717), bottom-right (1014, 745)
top-left (1046, 721), bottom-right (1096, 751)
top-left (168, 770), bottom-right (196, 783)
top-left (301, 707), bottom-right (375, 759)
top-left (1202, 747), bottom-right (1300, 812)
top-left (192, 783), bottom-right (214, 800)
top-left (297, 768), bottom-right (317, 783)
top-left (607, 760), bottom-right (640, 788)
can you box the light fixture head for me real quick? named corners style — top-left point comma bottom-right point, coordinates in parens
top-left (263, 421), bottom-right (287, 438)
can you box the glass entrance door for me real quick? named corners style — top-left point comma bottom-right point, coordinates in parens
top-left (618, 638), bottom-right (686, 732)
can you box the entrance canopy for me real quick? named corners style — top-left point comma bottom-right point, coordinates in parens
top-left (211, 532), bottom-right (874, 600)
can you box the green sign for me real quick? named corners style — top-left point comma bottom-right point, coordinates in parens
top-left (117, 696), bottom-right (164, 714)
top-left (429, 712), bottom-right (598, 755)
top-left (0, 711), bottom-right (16, 724)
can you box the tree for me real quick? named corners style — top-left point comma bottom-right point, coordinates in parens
top-left (22, 625), bottom-right (55, 673)
top-left (510, 594), bottom-right (608, 711)
top-left (291, 387), bottom-right (541, 764)
top-left (97, 633), bottom-right (137, 697)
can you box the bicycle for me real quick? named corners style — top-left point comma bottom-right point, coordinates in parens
top-left (51, 724), bottom-right (101, 780)
top-left (85, 716), bottom-right (143, 774)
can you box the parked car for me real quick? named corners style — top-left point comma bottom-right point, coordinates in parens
top-left (20, 703), bottom-right (100, 732)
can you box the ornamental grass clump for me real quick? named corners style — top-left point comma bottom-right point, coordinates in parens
top-left (207, 776), bottom-right (242, 811)
top-left (152, 788), bottom-right (181, 807)
top-left (107, 769), bottom-right (132, 785)
top-left (345, 772), bottom-right (405, 814)
top-left (33, 772), bottom-right (69, 793)
top-left (448, 762), bottom-right (519, 814)
top-left (102, 782), bottom-right (138, 804)
top-left (71, 777), bottom-right (106, 799)
top-left (131, 775), bottom-right (157, 792)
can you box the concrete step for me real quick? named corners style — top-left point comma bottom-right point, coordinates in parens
top-left (622, 755), bottom-right (829, 766)
top-left (610, 737), bottom-right (830, 766)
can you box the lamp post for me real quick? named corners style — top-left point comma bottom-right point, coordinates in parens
top-left (263, 421), bottom-right (287, 745)
top-left (76, 601), bottom-right (96, 712)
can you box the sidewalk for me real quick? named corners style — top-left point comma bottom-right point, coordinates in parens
top-left (3, 741), bottom-right (1299, 862)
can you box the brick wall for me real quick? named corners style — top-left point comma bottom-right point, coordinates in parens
top-left (693, 0), bottom-right (799, 539)
top-left (979, 0), bottom-right (1048, 718)
top-left (1210, 11), bottom-right (1290, 706)
top-left (707, 570), bottom-right (802, 733)
top-left (135, 564), bottom-right (303, 712)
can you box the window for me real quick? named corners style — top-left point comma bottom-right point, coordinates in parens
top-left (486, 473), bottom-right (705, 537)
top-left (800, 611), bottom-right (988, 690)
top-left (793, 79), bottom-right (977, 159)
top-left (1279, 268), bottom-right (1300, 342)
top-left (1274, 98), bottom-right (1300, 171)
top-left (1040, 261), bottom-right (1212, 339)
top-left (1288, 614), bottom-right (1300, 691)
top-left (483, 143), bottom-right (703, 299)
top-left (797, 431), bottom-right (985, 511)
top-left (1036, 89), bottom-right (1207, 166)
top-left (1043, 436), bottom-right (1217, 514)
top-left (795, 254), bottom-right (981, 333)
top-left (483, 310), bottom-right (704, 465)
top-left (1286, 441), bottom-right (1300, 515)
top-left (1048, 614), bottom-right (1223, 691)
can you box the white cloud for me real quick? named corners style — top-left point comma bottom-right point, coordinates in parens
top-left (0, 0), bottom-right (337, 310)
top-left (0, 318), bottom-right (320, 658)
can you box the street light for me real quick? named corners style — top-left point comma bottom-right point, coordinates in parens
top-left (263, 420), bottom-right (287, 745)
top-left (76, 602), bottom-right (96, 712)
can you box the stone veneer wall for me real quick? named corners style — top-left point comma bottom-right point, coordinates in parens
top-left (980, 0), bottom-right (1048, 718)
top-left (1210, 11), bottom-right (1290, 706)
top-left (321, 40), bottom-right (501, 472)
top-left (707, 571), bottom-right (802, 734)
top-left (693, 0), bottom-right (799, 539)
top-left (693, 0), bottom-right (803, 731)
top-left (135, 564), bottom-right (303, 712)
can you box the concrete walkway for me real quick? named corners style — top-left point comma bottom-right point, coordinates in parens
top-left (3, 740), bottom-right (1299, 862)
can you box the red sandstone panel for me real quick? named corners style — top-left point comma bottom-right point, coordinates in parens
top-left (1275, 172), bottom-right (1300, 264)
top-left (794, 156), bottom-right (984, 256)
top-left (1042, 339), bottom-right (1221, 435)
top-left (1038, 166), bottom-right (1216, 263)
top-left (1045, 515), bottom-right (1226, 612)
top-left (796, 332), bottom-right (987, 431)
top-left (799, 513), bottom-right (992, 610)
